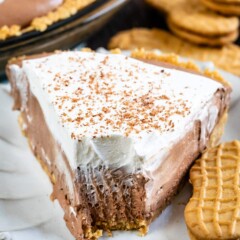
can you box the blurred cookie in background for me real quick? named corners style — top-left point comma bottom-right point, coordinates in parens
top-left (202, 0), bottom-right (240, 16)
top-left (146, 0), bottom-right (239, 46)
top-left (109, 28), bottom-right (240, 76)
top-left (167, 0), bottom-right (239, 46)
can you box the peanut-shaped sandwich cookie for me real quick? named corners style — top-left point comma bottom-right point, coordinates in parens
top-left (185, 140), bottom-right (240, 240)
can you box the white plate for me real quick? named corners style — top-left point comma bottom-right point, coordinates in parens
top-left (0, 63), bottom-right (240, 240)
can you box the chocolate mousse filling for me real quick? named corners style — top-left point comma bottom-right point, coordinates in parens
top-left (6, 54), bottom-right (231, 240)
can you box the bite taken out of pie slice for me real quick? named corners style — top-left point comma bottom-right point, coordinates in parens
top-left (6, 50), bottom-right (231, 240)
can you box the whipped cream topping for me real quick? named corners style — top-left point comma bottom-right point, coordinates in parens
top-left (11, 51), bottom-right (224, 172)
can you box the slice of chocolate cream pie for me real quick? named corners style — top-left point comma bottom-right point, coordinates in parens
top-left (6, 50), bottom-right (230, 240)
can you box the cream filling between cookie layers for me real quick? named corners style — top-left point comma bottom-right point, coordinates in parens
top-left (9, 52), bottom-right (224, 207)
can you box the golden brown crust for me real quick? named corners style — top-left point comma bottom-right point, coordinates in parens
top-left (131, 49), bottom-right (200, 71)
top-left (129, 48), bottom-right (231, 87)
top-left (0, 0), bottom-right (94, 40)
